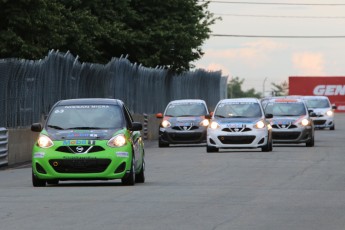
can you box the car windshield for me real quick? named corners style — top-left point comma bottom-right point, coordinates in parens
top-left (305, 99), bottom-right (330, 108)
top-left (214, 102), bottom-right (262, 118)
top-left (46, 105), bottom-right (124, 130)
top-left (265, 102), bottom-right (306, 116)
top-left (165, 102), bottom-right (207, 117)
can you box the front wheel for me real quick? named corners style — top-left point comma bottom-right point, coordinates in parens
top-left (159, 140), bottom-right (169, 148)
top-left (262, 136), bottom-right (273, 152)
top-left (32, 171), bottom-right (46, 187)
top-left (330, 125), bottom-right (335, 130)
top-left (135, 160), bottom-right (145, 183)
top-left (122, 159), bottom-right (135, 186)
top-left (207, 145), bottom-right (219, 153)
top-left (306, 136), bottom-right (315, 147)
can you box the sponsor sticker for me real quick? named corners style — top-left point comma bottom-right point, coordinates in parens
top-left (63, 140), bottom-right (96, 145)
top-left (228, 123), bottom-right (244, 128)
top-left (116, 152), bottom-right (129, 157)
top-left (62, 156), bottom-right (97, 159)
top-left (272, 120), bottom-right (292, 125)
top-left (34, 152), bottom-right (45, 158)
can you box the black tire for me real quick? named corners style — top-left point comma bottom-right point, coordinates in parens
top-left (207, 145), bottom-right (219, 153)
top-left (262, 134), bottom-right (273, 152)
top-left (122, 158), bottom-right (135, 186)
top-left (330, 125), bottom-right (335, 130)
top-left (135, 160), bottom-right (145, 183)
top-left (261, 142), bottom-right (270, 152)
top-left (306, 136), bottom-right (315, 147)
top-left (269, 139), bottom-right (273, 151)
top-left (46, 179), bottom-right (59, 185)
top-left (32, 171), bottom-right (46, 187)
top-left (159, 140), bottom-right (169, 148)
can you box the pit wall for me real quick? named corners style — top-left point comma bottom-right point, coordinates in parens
top-left (6, 114), bottom-right (161, 166)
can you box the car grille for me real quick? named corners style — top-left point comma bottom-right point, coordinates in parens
top-left (168, 133), bottom-right (203, 142)
top-left (222, 127), bottom-right (252, 132)
top-left (171, 125), bottom-right (199, 131)
top-left (55, 146), bottom-right (105, 154)
top-left (218, 135), bottom-right (256, 144)
top-left (273, 132), bottom-right (300, 140)
top-left (272, 124), bottom-right (297, 129)
top-left (313, 120), bottom-right (326, 125)
top-left (49, 159), bottom-right (111, 173)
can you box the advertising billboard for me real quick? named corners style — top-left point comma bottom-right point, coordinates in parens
top-left (289, 76), bottom-right (345, 112)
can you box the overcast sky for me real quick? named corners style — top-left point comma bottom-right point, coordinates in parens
top-left (193, 0), bottom-right (345, 95)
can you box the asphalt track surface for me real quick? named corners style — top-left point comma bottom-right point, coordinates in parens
top-left (1, 114), bottom-right (345, 230)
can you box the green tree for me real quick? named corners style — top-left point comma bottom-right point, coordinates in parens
top-left (0, 0), bottom-right (218, 72)
top-left (271, 80), bottom-right (289, 96)
top-left (227, 77), bottom-right (262, 98)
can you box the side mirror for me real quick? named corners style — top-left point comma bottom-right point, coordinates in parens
top-left (332, 105), bottom-right (337, 110)
top-left (308, 109), bottom-right (314, 114)
top-left (31, 123), bottom-right (43, 132)
top-left (309, 112), bottom-right (317, 117)
top-left (130, 122), bottom-right (142, 131)
top-left (265, 113), bottom-right (273, 119)
top-left (156, 113), bottom-right (163, 118)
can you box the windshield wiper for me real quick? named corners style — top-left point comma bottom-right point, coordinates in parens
top-left (67, 127), bottom-right (103, 130)
top-left (276, 114), bottom-right (299, 117)
top-left (47, 125), bottom-right (64, 130)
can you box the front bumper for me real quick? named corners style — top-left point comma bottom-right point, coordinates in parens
top-left (207, 128), bottom-right (269, 149)
top-left (159, 126), bottom-right (207, 144)
top-left (32, 140), bottom-right (132, 180)
top-left (272, 126), bottom-right (313, 144)
top-left (312, 116), bottom-right (334, 129)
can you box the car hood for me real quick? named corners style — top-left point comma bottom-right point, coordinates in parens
top-left (165, 116), bottom-right (204, 125)
top-left (309, 108), bottom-right (330, 115)
top-left (44, 129), bottom-right (121, 141)
top-left (213, 117), bottom-right (260, 125)
top-left (269, 116), bottom-right (306, 125)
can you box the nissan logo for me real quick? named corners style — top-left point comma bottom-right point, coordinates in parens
top-left (76, 146), bottom-right (84, 153)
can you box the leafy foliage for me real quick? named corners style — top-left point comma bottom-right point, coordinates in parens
top-left (271, 81), bottom-right (289, 96)
top-left (0, 0), bottom-right (218, 72)
top-left (227, 76), bottom-right (262, 98)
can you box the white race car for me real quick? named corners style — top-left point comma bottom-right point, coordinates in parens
top-left (302, 96), bottom-right (336, 130)
top-left (207, 98), bottom-right (273, 152)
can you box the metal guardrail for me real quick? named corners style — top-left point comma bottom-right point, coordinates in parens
top-left (0, 127), bottom-right (8, 166)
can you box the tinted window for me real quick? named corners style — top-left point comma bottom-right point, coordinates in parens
top-left (214, 102), bottom-right (262, 118)
top-left (305, 99), bottom-right (330, 108)
top-left (47, 105), bottom-right (124, 130)
top-left (265, 102), bottom-right (306, 116)
top-left (165, 103), bottom-right (207, 117)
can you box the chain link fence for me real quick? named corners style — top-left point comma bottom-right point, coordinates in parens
top-left (0, 50), bottom-right (227, 128)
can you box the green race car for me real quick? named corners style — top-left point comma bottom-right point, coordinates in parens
top-left (31, 98), bottom-right (145, 187)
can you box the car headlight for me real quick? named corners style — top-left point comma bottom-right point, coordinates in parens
top-left (210, 121), bottom-right (220, 129)
top-left (301, 118), bottom-right (310, 126)
top-left (200, 119), bottom-right (209, 127)
top-left (326, 110), bottom-right (333, 116)
top-left (37, 135), bottom-right (54, 148)
top-left (254, 120), bottom-right (265, 129)
top-left (161, 120), bottom-right (171, 128)
top-left (107, 134), bottom-right (126, 147)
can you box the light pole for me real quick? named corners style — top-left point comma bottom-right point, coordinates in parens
top-left (262, 77), bottom-right (268, 97)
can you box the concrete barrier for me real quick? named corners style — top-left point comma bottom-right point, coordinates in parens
top-left (4, 114), bottom-right (161, 166)
top-left (8, 129), bottom-right (39, 166)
